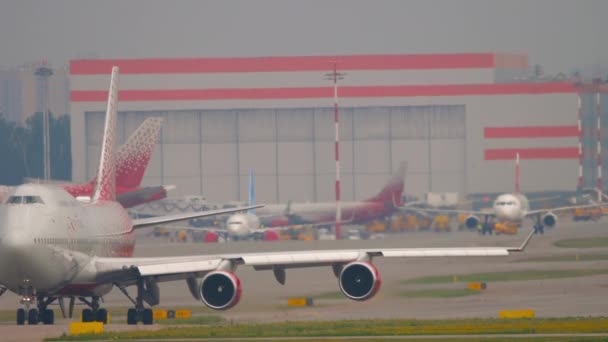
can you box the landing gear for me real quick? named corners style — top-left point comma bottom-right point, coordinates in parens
top-left (534, 223), bottom-right (545, 234)
top-left (27, 308), bottom-right (38, 325)
top-left (119, 278), bottom-right (157, 325)
top-left (16, 295), bottom-right (56, 325)
top-left (78, 296), bottom-right (108, 324)
top-left (16, 308), bottom-right (25, 325)
top-left (481, 221), bottom-right (494, 235)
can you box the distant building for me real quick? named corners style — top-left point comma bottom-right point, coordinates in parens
top-left (69, 53), bottom-right (606, 202)
top-left (0, 62), bottom-right (69, 124)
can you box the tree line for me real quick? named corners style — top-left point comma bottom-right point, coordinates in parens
top-left (0, 112), bottom-right (71, 185)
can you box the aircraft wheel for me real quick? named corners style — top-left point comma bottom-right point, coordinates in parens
top-left (96, 308), bottom-right (108, 324)
top-left (16, 308), bottom-right (25, 325)
top-left (82, 308), bottom-right (94, 322)
top-left (127, 308), bottom-right (137, 325)
top-left (42, 309), bottom-right (54, 325)
top-left (27, 308), bottom-right (38, 325)
top-left (142, 308), bottom-right (153, 325)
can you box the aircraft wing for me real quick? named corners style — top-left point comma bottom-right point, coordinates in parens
top-left (93, 229), bottom-right (534, 286)
top-left (132, 205), bottom-right (264, 229)
top-left (525, 204), bottom-right (601, 216)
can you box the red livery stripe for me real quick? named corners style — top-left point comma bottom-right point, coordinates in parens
top-left (484, 126), bottom-right (578, 139)
top-left (71, 83), bottom-right (578, 102)
top-left (484, 147), bottom-right (578, 160)
top-left (70, 53), bottom-right (500, 75)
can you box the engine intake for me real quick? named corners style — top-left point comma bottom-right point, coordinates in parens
top-left (338, 261), bottom-right (381, 301)
top-left (199, 271), bottom-right (242, 310)
top-left (465, 215), bottom-right (480, 229)
top-left (542, 212), bottom-right (557, 227)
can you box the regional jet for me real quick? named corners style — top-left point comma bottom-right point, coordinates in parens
top-left (0, 67), bottom-right (534, 327)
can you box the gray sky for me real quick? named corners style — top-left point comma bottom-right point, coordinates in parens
top-left (0, 0), bottom-right (606, 75)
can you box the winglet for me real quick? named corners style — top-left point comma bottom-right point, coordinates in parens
top-left (508, 228), bottom-right (535, 252)
top-left (92, 66), bottom-right (119, 202)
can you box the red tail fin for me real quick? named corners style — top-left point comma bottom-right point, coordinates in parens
top-left (92, 66), bottom-right (119, 202)
top-left (115, 117), bottom-right (164, 189)
top-left (366, 162), bottom-right (406, 206)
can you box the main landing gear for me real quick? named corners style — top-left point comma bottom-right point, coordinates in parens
top-left (16, 295), bottom-right (55, 325)
top-left (15, 295), bottom-right (110, 325)
top-left (534, 223), bottom-right (545, 234)
top-left (117, 278), bottom-right (156, 325)
top-left (78, 296), bottom-right (109, 324)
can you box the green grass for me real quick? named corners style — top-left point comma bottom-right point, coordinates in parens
top-left (402, 269), bottom-right (608, 285)
top-left (515, 253), bottom-right (608, 263)
top-left (155, 315), bottom-right (223, 325)
top-left (45, 317), bottom-right (608, 340)
top-left (400, 288), bottom-right (481, 298)
top-left (171, 339), bottom-right (608, 342)
top-left (554, 237), bottom-right (608, 248)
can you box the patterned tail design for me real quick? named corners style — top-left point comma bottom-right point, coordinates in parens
top-left (92, 66), bottom-right (119, 202)
top-left (365, 162), bottom-right (406, 207)
top-left (115, 117), bottom-right (164, 189)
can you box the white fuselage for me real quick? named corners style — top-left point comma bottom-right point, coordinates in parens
top-left (225, 213), bottom-right (260, 238)
top-left (0, 184), bottom-right (134, 297)
top-left (492, 193), bottom-right (530, 222)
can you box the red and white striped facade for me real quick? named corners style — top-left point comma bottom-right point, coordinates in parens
top-left (70, 53), bottom-right (590, 202)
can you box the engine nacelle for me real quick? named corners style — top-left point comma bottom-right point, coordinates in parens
top-left (263, 229), bottom-right (279, 241)
top-left (465, 215), bottom-right (480, 229)
top-left (542, 212), bottom-right (557, 227)
top-left (338, 261), bottom-right (381, 301)
top-left (204, 231), bottom-right (219, 243)
top-left (199, 271), bottom-right (242, 310)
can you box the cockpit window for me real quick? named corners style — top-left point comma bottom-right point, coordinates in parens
top-left (6, 196), bottom-right (44, 204)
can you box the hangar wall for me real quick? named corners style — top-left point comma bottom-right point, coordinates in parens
top-left (70, 53), bottom-right (583, 203)
top-left (83, 104), bottom-right (466, 202)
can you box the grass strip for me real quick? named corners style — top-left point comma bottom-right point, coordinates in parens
top-left (554, 237), bottom-right (608, 248)
top-left (46, 317), bottom-right (608, 340)
top-left (402, 269), bottom-right (608, 285)
top-left (514, 253), bottom-right (608, 263)
top-left (400, 288), bottom-right (480, 298)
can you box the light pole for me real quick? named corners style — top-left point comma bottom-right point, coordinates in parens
top-left (35, 65), bottom-right (53, 181)
top-left (325, 63), bottom-right (346, 240)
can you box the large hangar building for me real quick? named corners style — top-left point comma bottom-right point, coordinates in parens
top-left (70, 53), bottom-right (595, 203)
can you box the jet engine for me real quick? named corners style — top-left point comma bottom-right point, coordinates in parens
top-left (338, 261), bottom-right (381, 301)
top-left (198, 271), bottom-right (242, 310)
top-left (542, 212), bottom-right (557, 227)
top-left (263, 229), bottom-right (279, 241)
top-left (204, 231), bottom-right (219, 243)
top-left (465, 215), bottom-right (480, 229)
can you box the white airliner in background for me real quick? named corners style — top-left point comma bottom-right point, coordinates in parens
top-left (0, 67), bottom-right (534, 327)
top-left (412, 153), bottom-right (598, 234)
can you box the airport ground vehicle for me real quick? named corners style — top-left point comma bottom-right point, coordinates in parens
top-left (572, 207), bottom-right (602, 221)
